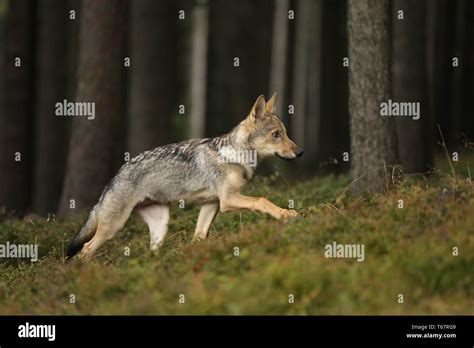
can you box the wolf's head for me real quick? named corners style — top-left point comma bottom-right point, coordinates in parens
top-left (240, 94), bottom-right (303, 160)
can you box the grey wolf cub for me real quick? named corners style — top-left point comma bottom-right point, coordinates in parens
top-left (67, 93), bottom-right (303, 260)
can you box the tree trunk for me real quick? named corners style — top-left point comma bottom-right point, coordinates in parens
top-left (0, 4), bottom-right (4, 212)
top-left (459, 1), bottom-right (474, 142)
top-left (58, 0), bottom-right (126, 215)
top-left (303, 0), bottom-right (322, 167)
top-left (291, 0), bottom-right (310, 153)
top-left (392, 0), bottom-right (433, 173)
top-left (33, 0), bottom-right (69, 215)
top-left (268, 0), bottom-right (289, 114)
top-left (449, 0), bottom-right (466, 144)
top-left (320, 0), bottom-right (349, 171)
top-left (67, 0), bottom-right (81, 101)
top-left (0, 0), bottom-right (35, 215)
top-left (348, 0), bottom-right (398, 194)
top-left (291, 0), bottom-right (322, 168)
top-left (206, 0), bottom-right (273, 136)
top-left (128, 0), bottom-right (176, 155)
top-left (456, 0), bottom-right (474, 143)
top-left (427, 0), bottom-right (455, 146)
top-left (189, 0), bottom-right (209, 139)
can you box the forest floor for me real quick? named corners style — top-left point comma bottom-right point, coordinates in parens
top-left (0, 153), bottom-right (473, 315)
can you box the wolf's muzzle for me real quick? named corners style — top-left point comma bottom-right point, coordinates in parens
top-left (275, 148), bottom-right (304, 161)
top-left (295, 148), bottom-right (304, 158)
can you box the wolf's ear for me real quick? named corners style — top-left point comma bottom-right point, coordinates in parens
top-left (248, 95), bottom-right (266, 122)
top-left (266, 92), bottom-right (277, 114)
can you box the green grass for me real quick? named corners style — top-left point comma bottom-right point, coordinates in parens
top-left (0, 154), bottom-right (473, 314)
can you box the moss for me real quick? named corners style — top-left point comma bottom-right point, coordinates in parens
top-left (0, 155), bottom-right (473, 314)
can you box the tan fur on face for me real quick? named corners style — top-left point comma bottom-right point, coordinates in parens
top-left (251, 120), bottom-right (298, 159)
top-left (243, 94), bottom-right (300, 159)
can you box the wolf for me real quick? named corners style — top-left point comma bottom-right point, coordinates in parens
top-left (66, 93), bottom-right (303, 260)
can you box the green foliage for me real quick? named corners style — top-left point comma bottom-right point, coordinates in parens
top-left (0, 163), bottom-right (473, 314)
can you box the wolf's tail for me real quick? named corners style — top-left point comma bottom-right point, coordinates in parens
top-left (66, 208), bottom-right (99, 260)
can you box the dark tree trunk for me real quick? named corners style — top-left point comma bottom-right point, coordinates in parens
top-left (291, 0), bottom-right (322, 168)
top-left (303, 0), bottom-right (322, 168)
top-left (58, 0), bottom-right (126, 215)
top-left (348, 0), bottom-right (398, 194)
top-left (67, 0), bottom-right (81, 101)
top-left (459, 1), bottom-right (474, 142)
top-left (33, 0), bottom-right (69, 215)
top-left (427, 0), bottom-right (455, 146)
top-left (128, 0), bottom-right (176, 155)
top-left (283, 0), bottom-right (297, 129)
top-left (392, 0), bottom-right (433, 173)
top-left (320, 0), bottom-right (349, 171)
top-left (206, 0), bottom-right (273, 136)
top-left (449, 0), bottom-right (466, 145)
top-left (0, 0), bottom-right (35, 215)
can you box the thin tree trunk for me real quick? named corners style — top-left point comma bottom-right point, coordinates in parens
top-left (33, 0), bottom-right (69, 215)
top-left (348, 0), bottom-right (398, 194)
top-left (67, 0), bottom-right (80, 101)
top-left (291, 0), bottom-right (322, 167)
top-left (58, 0), bottom-right (126, 215)
top-left (427, 0), bottom-right (455, 145)
top-left (189, 0), bottom-right (209, 139)
top-left (458, 1), bottom-right (474, 142)
top-left (206, 0), bottom-right (273, 136)
top-left (393, 0), bottom-right (433, 173)
top-left (128, 0), bottom-right (176, 155)
top-left (449, 0), bottom-right (466, 144)
top-left (0, 5), bottom-right (4, 209)
top-left (291, 0), bottom-right (310, 151)
top-left (268, 0), bottom-right (289, 114)
top-left (0, 0), bottom-right (35, 214)
top-left (304, 0), bottom-right (322, 167)
top-left (320, 0), bottom-right (349, 170)
top-left (449, 0), bottom-right (474, 143)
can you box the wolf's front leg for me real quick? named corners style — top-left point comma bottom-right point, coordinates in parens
top-left (220, 193), bottom-right (298, 220)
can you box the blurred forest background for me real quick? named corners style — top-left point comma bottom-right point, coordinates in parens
top-left (0, 0), bottom-right (473, 218)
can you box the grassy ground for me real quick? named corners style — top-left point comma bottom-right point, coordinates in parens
top-left (0, 154), bottom-right (473, 315)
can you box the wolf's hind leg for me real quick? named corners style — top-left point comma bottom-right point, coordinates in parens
top-left (79, 204), bottom-right (134, 260)
top-left (80, 225), bottom-right (115, 261)
top-left (137, 205), bottom-right (170, 251)
top-left (193, 202), bottom-right (219, 241)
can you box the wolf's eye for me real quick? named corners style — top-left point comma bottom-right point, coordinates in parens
top-left (272, 130), bottom-right (281, 139)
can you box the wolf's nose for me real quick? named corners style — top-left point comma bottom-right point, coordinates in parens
top-left (295, 148), bottom-right (304, 157)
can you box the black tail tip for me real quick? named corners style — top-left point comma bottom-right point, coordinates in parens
top-left (65, 238), bottom-right (83, 261)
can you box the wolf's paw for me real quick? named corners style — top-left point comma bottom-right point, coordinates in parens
top-left (78, 251), bottom-right (92, 262)
top-left (150, 242), bottom-right (163, 253)
top-left (279, 209), bottom-right (299, 220)
top-left (191, 236), bottom-right (205, 244)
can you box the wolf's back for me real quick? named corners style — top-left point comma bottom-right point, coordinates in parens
top-left (66, 208), bottom-right (98, 260)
